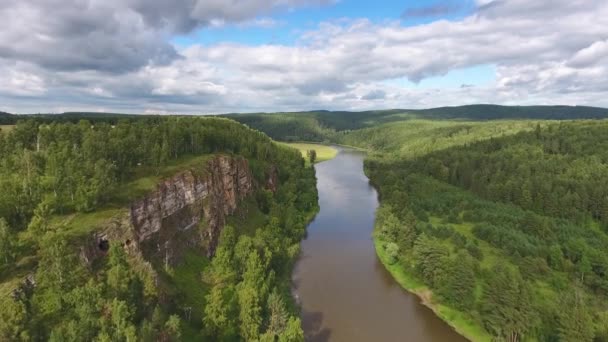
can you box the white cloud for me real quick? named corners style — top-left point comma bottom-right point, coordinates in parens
top-left (1, 0), bottom-right (608, 113)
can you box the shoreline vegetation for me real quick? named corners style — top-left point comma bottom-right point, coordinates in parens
top-left (374, 235), bottom-right (491, 342)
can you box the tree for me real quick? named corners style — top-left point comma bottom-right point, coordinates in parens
top-left (0, 299), bottom-right (29, 341)
top-left (306, 149), bottom-right (317, 164)
top-left (107, 243), bottom-right (134, 299)
top-left (100, 299), bottom-right (137, 342)
top-left (59, 280), bottom-right (104, 341)
top-left (237, 285), bottom-right (262, 341)
top-left (27, 199), bottom-right (53, 235)
top-left (438, 251), bottom-right (476, 310)
top-left (384, 242), bottom-right (400, 265)
top-left (0, 218), bottom-right (16, 265)
top-left (164, 315), bottom-right (181, 341)
top-left (278, 317), bottom-right (304, 342)
top-left (265, 290), bottom-right (288, 336)
top-left (204, 285), bottom-right (236, 339)
top-left (412, 234), bottom-right (448, 288)
top-left (480, 263), bottom-right (535, 342)
top-left (557, 290), bottom-right (594, 342)
top-left (577, 255), bottom-right (592, 283)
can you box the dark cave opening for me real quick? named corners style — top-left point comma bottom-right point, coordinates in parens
top-left (98, 239), bottom-right (110, 252)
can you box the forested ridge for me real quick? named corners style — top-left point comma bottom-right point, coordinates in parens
top-left (0, 117), bottom-right (317, 341)
top-left (230, 109), bottom-right (608, 341)
top-left (360, 120), bottom-right (608, 341)
top-left (225, 105), bottom-right (608, 142)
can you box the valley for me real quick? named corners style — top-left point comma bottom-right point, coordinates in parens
top-left (1, 106), bottom-right (608, 341)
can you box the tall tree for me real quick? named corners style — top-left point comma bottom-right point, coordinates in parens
top-left (557, 290), bottom-right (594, 342)
top-left (480, 263), bottom-right (535, 342)
top-left (0, 218), bottom-right (15, 265)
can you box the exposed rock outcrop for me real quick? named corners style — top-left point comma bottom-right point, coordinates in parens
top-left (80, 154), bottom-right (263, 268)
top-left (130, 155), bottom-right (253, 263)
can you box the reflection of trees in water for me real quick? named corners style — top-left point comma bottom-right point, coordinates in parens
top-left (302, 310), bottom-right (331, 342)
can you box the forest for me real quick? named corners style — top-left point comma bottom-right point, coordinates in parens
top-left (0, 117), bottom-right (318, 341)
top-left (224, 105), bottom-right (608, 142)
top-left (3, 106), bottom-right (608, 342)
top-left (355, 120), bottom-right (608, 341)
top-left (225, 108), bottom-right (608, 341)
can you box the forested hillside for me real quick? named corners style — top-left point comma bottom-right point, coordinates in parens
top-left (354, 120), bottom-right (608, 341)
top-left (0, 117), bottom-right (317, 340)
top-left (217, 106), bottom-right (608, 341)
top-left (226, 105), bottom-right (608, 142)
top-left (0, 111), bottom-right (13, 125)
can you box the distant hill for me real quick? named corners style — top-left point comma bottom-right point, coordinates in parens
top-left (225, 105), bottom-right (608, 141)
top-left (3, 105), bottom-right (607, 140)
top-left (411, 104), bottom-right (608, 120)
top-left (0, 112), bottom-right (169, 125)
top-left (0, 111), bottom-right (13, 125)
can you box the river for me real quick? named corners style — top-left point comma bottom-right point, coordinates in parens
top-left (292, 148), bottom-right (467, 342)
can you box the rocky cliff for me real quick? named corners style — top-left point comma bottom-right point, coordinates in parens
top-left (131, 155), bottom-right (253, 263)
top-left (81, 154), bottom-right (267, 268)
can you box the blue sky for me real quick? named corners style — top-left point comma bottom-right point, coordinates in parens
top-left (1, 0), bottom-right (607, 113)
top-left (173, 0), bottom-right (477, 46)
top-left (172, 0), bottom-right (496, 96)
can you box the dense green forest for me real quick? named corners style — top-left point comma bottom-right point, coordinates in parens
top-left (0, 117), bottom-right (317, 341)
top-left (4, 107), bottom-right (608, 342)
top-left (227, 109), bottom-right (608, 341)
top-left (225, 105), bottom-right (608, 142)
top-left (3, 105), bottom-right (606, 139)
top-left (356, 120), bottom-right (608, 341)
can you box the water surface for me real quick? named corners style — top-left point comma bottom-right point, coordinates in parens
top-left (293, 148), bottom-right (467, 342)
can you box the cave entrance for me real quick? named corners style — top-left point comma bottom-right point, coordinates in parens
top-left (98, 238), bottom-right (110, 252)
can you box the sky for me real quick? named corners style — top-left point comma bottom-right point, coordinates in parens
top-left (0, 0), bottom-right (607, 114)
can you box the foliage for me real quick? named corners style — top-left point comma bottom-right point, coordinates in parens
top-left (0, 116), bottom-right (318, 341)
top-left (358, 119), bottom-right (608, 341)
top-left (226, 106), bottom-right (608, 142)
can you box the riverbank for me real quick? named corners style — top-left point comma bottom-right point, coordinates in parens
top-left (279, 142), bottom-right (338, 164)
top-left (373, 235), bottom-right (492, 342)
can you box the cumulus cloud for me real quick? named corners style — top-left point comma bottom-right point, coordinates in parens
top-left (1, 0), bottom-right (608, 113)
top-left (0, 0), bottom-right (332, 73)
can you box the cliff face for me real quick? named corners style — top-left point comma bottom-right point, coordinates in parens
top-left (130, 155), bottom-right (253, 263)
top-left (81, 155), bottom-right (261, 268)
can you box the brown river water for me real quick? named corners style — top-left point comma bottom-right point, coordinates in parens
top-left (292, 148), bottom-right (468, 342)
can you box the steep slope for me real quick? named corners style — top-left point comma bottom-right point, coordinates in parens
top-left (0, 117), bottom-right (317, 341)
top-left (80, 155), bottom-right (265, 267)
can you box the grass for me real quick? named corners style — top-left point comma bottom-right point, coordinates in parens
top-left (374, 236), bottom-right (493, 342)
top-left (279, 142), bottom-right (338, 165)
top-left (0, 125), bottom-right (14, 132)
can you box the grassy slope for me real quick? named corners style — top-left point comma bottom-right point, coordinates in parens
top-left (279, 142), bottom-right (338, 165)
top-left (0, 125), bottom-right (14, 132)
